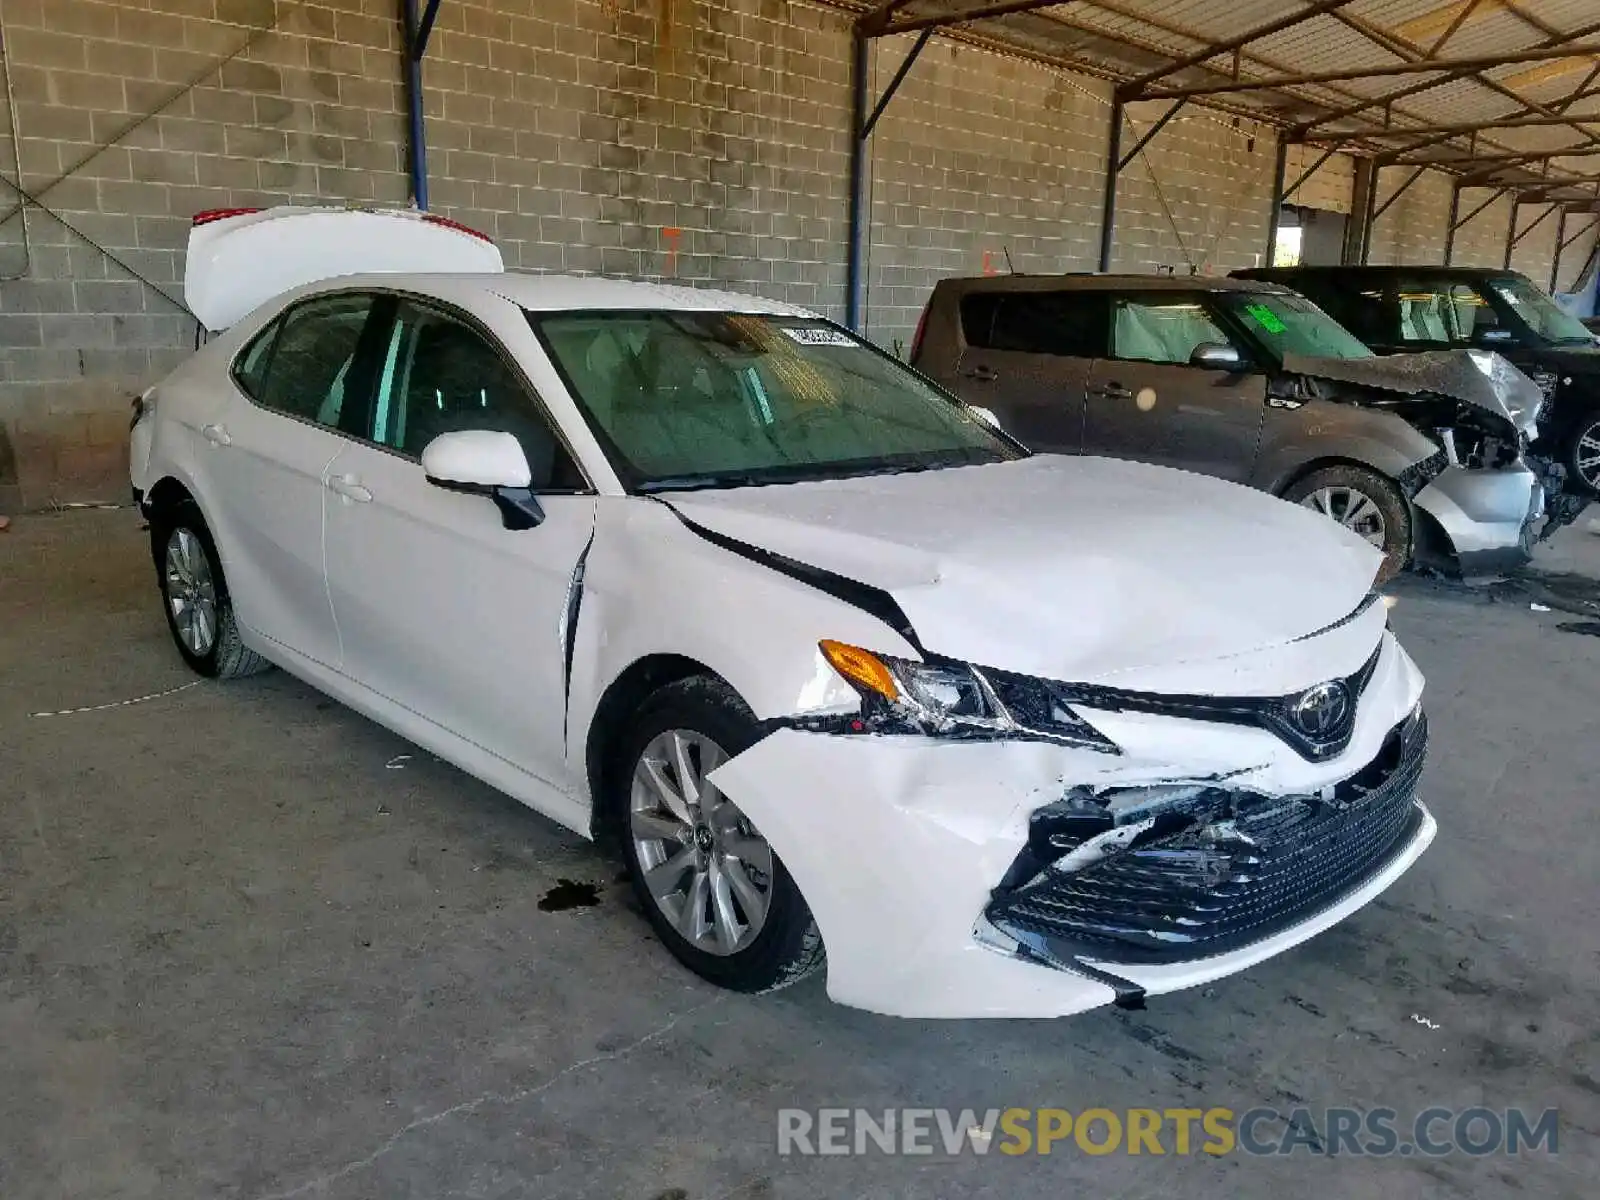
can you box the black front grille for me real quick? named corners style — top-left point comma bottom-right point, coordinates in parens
top-left (987, 712), bottom-right (1428, 966)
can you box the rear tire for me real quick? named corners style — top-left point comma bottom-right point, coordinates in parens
top-left (150, 500), bottom-right (270, 680)
top-left (614, 675), bottom-right (824, 994)
top-left (1284, 464), bottom-right (1412, 583)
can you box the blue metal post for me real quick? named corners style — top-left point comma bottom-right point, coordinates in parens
top-left (402, 0), bottom-right (436, 210)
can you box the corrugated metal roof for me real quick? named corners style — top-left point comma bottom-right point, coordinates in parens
top-left (852, 0), bottom-right (1600, 194)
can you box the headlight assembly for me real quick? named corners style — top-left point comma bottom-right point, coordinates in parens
top-left (818, 640), bottom-right (1119, 753)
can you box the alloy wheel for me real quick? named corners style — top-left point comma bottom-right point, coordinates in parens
top-left (1575, 419), bottom-right (1600, 490)
top-left (164, 528), bottom-right (219, 657)
top-left (629, 729), bottom-right (774, 956)
top-left (1300, 486), bottom-right (1387, 548)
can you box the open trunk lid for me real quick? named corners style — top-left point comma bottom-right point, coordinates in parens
top-left (184, 205), bottom-right (504, 332)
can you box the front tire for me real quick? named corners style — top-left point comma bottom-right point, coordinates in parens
top-left (614, 676), bottom-right (824, 993)
top-left (151, 501), bottom-right (269, 680)
top-left (1284, 464), bottom-right (1412, 583)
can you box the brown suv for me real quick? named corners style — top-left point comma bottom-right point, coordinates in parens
top-left (909, 274), bottom-right (1549, 579)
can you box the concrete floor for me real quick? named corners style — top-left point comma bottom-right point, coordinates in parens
top-left (3, 507), bottom-right (1598, 1200)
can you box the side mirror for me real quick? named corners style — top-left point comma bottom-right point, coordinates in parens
top-left (422, 430), bottom-right (544, 530)
top-left (1190, 342), bottom-right (1244, 370)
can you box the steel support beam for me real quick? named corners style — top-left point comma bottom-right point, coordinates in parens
top-left (870, 0), bottom-right (1074, 38)
top-left (1116, 99), bottom-right (1186, 170)
top-left (843, 24), bottom-right (937, 331)
top-left (1506, 203), bottom-right (1561, 270)
top-left (1444, 181), bottom-right (1462, 265)
top-left (1282, 143), bottom-right (1341, 202)
top-left (1265, 133), bottom-right (1289, 267)
top-left (1338, 112), bottom-right (1600, 142)
top-left (1119, 0), bottom-right (1359, 97)
top-left (1293, 19), bottom-right (1600, 135)
top-left (1098, 97), bottom-right (1124, 272)
top-left (845, 31), bottom-right (871, 331)
top-left (400, 0), bottom-right (440, 210)
top-left (1345, 157), bottom-right (1375, 264)
top-left (1503, 198), bottom-right (1521, 270)
top-left (860, 27), bottom-right (932, 137)
top-left (1371, 166), bottom-right (1428, 223)
top-left (1140, 42), bottom-right (1600, 103)
top-left (1551, 207), bottom-right (1568, 292)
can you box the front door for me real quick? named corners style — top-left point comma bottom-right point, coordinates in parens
top-left (1083, 292), bottom-right (1267, 481)
top-left (322, 296), bottom-right (596, 791)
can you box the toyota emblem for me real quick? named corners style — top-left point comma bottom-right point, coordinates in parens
top-left (1291, 681), bottom-right (1351, 739)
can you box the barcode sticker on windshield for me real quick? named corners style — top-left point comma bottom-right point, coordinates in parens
top-left (783, 327), bottom-right (858, 347)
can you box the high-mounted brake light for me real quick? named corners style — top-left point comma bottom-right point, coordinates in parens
top-left (192, 207), bottom-right (262, 226)
top-left (422, 213), bottom-right (494, 244)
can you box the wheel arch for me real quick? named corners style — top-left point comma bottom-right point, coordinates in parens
top-left (1271, 455), bottom-right (1406, 500)
top-left (584, 653), bottom-right (742, 845)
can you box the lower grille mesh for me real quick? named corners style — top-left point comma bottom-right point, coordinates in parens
top-left (987, 713), bottom-right (1428, 965)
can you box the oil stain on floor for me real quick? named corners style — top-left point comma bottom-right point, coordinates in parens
top-left (538, 878), bottom-right (602, 911)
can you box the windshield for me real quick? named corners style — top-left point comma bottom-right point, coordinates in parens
top-left (532, 311), bottom-right (1022, 491)
top-left (1486, 275), bottom-right (1595, 345)
top-left (1220, 291), bottom-right (1374, 361)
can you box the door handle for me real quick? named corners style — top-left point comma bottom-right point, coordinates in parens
top-left (201, 423), bottom-right (231, 446)
top-left (962, 365), bottom-right (998, 382)
top-left (326, 473), bottom-right (372, 503)
top-left (1095, 383), bottom-right (1134, 400)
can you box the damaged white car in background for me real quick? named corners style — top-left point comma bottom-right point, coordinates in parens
top-left (130, 206), bottom-right (1434, 1018)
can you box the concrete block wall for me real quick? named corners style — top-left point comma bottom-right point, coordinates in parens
top-left (0, 0), bottom-right (1581, 508)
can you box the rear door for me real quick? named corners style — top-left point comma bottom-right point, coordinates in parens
top-left (204, 292), bottom-right (392, 668)
top-left (948, 289), bottom-right (1109, 453)
top-left (1083, 291), bottom-right (1267, 481)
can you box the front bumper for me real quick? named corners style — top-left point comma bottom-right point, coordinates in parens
top-left (1412, 463), bottom-right (1541, 575)
top-left (709, 631), bottom-right (1432, 1018)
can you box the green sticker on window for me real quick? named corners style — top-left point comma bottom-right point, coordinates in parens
top-left (1245, 302), bottom-right (1288, 335)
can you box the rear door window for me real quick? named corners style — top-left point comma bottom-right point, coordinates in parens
top-left (239, 293), bottom-right (386, 433)
top-left (1108, 294), bottom-right (1238, 365)
top-left (962, 291), bottom-right (1109, 358)
top-left (1395, 280), bottom-right (1492, 345)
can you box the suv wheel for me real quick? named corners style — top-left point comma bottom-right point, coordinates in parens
top-left (615, 676), bottom-right (824, 993)
top-left (1566, 411), bottom-right (1600, 494)
top-left (1284, 465), bottom-right (1411, 583)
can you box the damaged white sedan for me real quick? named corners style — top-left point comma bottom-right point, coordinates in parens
top-left (131, 207), bottom-right (1434, 1017)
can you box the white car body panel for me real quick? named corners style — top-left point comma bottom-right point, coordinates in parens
top-left (322, 442), bottom-right (596, 796)
top-left (132, 212), bottom-right (1438, 1018)
top-left (707, 632), bottom-right (1426, 1018)
top-left (665, 455), bottom-right (1383, 686)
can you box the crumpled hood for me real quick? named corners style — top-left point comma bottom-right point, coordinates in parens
top-left (665, 455), bottom-right (1381, 684)
top-left (1283, 348), bottom-right (1542, 439)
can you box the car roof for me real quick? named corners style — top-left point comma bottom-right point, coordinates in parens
top-left (1235, 265), bottom-right (1524, 280)
top-left (297, 271), bottom-right (823, 317)
top-left (933, 273), bottom-right (1293, 295)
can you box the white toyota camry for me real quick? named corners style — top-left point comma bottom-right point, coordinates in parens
top-left (130, 206), bottom-right (1435, 1018)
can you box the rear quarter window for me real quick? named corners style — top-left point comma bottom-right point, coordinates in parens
top-left (961, 291), bottom-right (1108, 358)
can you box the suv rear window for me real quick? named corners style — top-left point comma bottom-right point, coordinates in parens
top-left (960, 291), bottom-right (1108, 358)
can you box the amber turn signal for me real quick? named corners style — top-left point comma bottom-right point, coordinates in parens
top-left (819, 639), bottom-right (899, 702)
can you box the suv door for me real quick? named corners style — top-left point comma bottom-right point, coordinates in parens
top-left (944, 289), bottom-right (1109, 453)
top-left (1083, 292), bottom-right (1267, 481)
top-left (211, 292), bottom-right (391, 668)
top-left (321, 295), bottom-right (596, 795)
